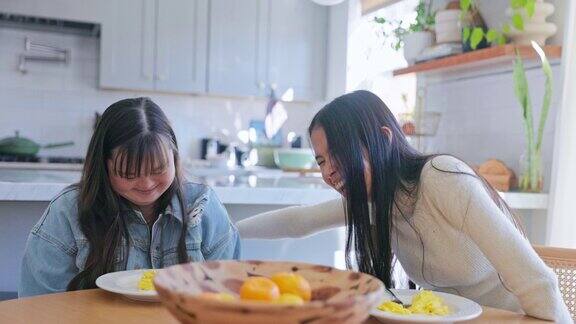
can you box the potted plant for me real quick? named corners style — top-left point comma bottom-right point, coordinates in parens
top-left (459, 0), bottom-right (491, 51)
top-left (460, 0), bottom-right (555, 50)
top-left (504, 0), bottom-right (557, 46)
top-left (513, 41), bottom-right (552, 192)
top-left (374, 0), bottom-right (436, 64)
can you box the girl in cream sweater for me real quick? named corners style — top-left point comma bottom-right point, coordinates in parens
top-left (237, 90), bottom-right (571, 323)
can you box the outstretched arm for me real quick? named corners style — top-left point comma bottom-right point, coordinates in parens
top-left (236, 198), bottom-right (346, 239)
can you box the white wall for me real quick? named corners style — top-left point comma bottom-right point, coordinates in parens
top-left (547, 0), bottom-right (576, 248)
top-left (0, 27), bottom-right (320, 160)
top-left (426, 63), bottom-right (562, 191)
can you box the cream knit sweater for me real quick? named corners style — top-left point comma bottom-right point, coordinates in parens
top-left (237, 156), bottom-right (572, 323)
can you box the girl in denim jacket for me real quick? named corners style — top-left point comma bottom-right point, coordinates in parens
top-left (19, 98), bottom-right (240, 297)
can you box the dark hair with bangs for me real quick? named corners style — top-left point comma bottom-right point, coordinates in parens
top-left (67, 97), bottom-right (189, 290)
top-left (309, 90), bottom-right (521, 288)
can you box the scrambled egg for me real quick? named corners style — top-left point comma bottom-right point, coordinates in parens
top-left (377, 290), bottom-right (450, 316)
top-left (138, 270), bottom-right (157, 291)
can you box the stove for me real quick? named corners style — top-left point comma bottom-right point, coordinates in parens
top-left (0, 154), bottom-right (40, 163)
top-left (0, 154), bottom-right (84, 171)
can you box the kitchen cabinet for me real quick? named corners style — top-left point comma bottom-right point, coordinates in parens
top-left (100, 0), bottom-right (208, 93)
top-left (208, 0), bottom-right (268, 97)
top-left (208, 0), bottom-right (328, 102)
top-left (267, 0), bottom-right (328, 102)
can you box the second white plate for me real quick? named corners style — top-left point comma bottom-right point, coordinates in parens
top-left (95, 269), bottom-right (159, 302)
top-left (370, 289), bottom-right (483, 323)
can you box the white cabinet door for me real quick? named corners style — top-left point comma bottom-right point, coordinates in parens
top-left (99, 0), bottom-right (155, 91)
top-left (268, 0), bottom-right (328, 102)
top-left (208, 0), bottom-right (268, 97)
top-left (156, 0), bottom-right (208, 93)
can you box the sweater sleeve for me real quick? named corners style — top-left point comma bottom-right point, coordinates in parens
top-left (423, 156), bottom-right (571, 322)
top-left (236, 198), bottom-right (346, 239)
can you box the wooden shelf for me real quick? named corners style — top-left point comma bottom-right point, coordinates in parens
top-left (393, 45), bottom-right (562, 76)
top-left (499, 192), bottom-right (549, 210)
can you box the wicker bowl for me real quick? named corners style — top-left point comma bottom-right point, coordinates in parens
top-left (154, 260), bottom-right (384, 324)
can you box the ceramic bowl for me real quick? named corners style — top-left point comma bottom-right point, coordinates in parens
top-left (154, 260), bottom-right (385, 324)
top-left (273, 148), bottom-right (318, 171)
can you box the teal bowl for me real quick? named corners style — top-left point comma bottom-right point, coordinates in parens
top-left (273, 148), bottom-right (318, 171)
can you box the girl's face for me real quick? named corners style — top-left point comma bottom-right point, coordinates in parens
top-left (310, 126), bottom-right (373, 197)
top-left (107, 150), bottom-right (176, 208)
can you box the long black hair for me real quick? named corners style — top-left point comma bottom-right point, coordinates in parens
top-left (309, 90), bottom-right (521, 288)
top-left (67, 97), bottom-right (189, 290)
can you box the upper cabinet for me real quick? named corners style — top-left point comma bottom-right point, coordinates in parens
top-left (98, 0), bottom-right (327, 100)
top-left (267, 0), bottom-right (328, 102)
top-left (100, 0), bottom-right (208, 93)
top-left (155, 0), bottom-right (208, 93)
top-left (208, 0), bottom-right (328, 102)
top-left (208, 0), bottom-right (268, 98)
top-left (99, 0), bottom-right (155, 91)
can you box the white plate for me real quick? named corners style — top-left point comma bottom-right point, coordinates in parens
top-left (95, 269), bottom-right (159, 302)
top-left (370, 289), bottom-right (483, 323)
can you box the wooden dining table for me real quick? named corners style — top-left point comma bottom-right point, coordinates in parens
top-left (0, 289), bottom-right (550, 324)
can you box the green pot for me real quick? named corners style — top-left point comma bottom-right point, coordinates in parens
top-left (0, 131), bottom-right (74, 156)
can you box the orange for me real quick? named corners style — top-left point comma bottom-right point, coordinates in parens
top-left (239, 277), bottom-right (281, 301)
top-left (273, 293), bottom-right (304, 305)
top-left (270, 272), bottom-right (312, 301)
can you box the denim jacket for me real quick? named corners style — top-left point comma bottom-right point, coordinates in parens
top-left (19, 182), bottom-right (240, 297)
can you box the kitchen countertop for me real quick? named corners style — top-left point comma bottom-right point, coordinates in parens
top-left (0, 167), bottom-right (548, 209)
top-left (0, 167), bottom-right (340, 205)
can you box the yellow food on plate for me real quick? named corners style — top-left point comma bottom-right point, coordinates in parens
top-left (378, 301), bottom-right (413, 315)
top-left (409, 290), bottom-right (450, 315)
top-left (377, 290), bottom-right (450, 316)
top-left (270, 272), bottom-right (312, 301)
top-left (239, 277), bottom-right (281, 301)
top-left (138, 270), bottom-right (157, 291)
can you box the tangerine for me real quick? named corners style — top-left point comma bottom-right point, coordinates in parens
top-left (270, 272), bottom-right (312, 301)
top-left (239, 277), bottom-right (281, 301)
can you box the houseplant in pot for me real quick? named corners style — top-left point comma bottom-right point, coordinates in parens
top-left (513, 41), bottom-right (552, 192)
top-left (374, 0), bottom-right (435, 64)
top-left (460, 0), bottom-right (555, 50)
top-left (459, 0), bottom-right (491, 51)
top-left (504, 0), bottom-right (556, 46)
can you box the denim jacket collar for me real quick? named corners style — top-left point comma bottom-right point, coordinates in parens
top-left (121, 195), bottom-right (184, 224)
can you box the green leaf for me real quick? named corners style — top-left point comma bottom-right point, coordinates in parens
top-left (460, 0), bottom-right (471, 11)
top-left (486, 29), bottom-right (498, 42)
top-left (513, 53), bottom-right (529, 113)
top-left (511, 0), bottom-right (526, 9)
top-left (532, 42), bottom-right (553, 151)
top-left (512, 13), bottom-right (524, 30)
top-left (513, 51), bottom-right (535, 167)
top-left (497, 34), bottom-right (507, 45)
top-left (470, 27), bottom-right (484, 50)
top-left (463, 27), bottom-right (471, 42)
top-left (502, 24), bottom-right (511, 34)
top-left (374, 17), bottom-right (386, 24)
top-left (526, 0), bottom-right (536, 17)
